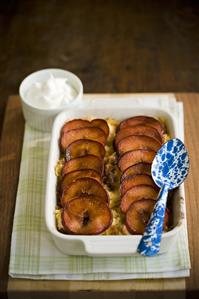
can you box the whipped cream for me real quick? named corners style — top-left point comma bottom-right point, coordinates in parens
top-left (25, 74), bottom-right (78, 109)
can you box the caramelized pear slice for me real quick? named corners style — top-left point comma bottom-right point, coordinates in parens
top-left (120, 174), bottom-right (158, 196)
top-left (61, 119), bottom-right (92, 134)
top-left (62, 155), bottom-right (103, 176)
top-left (117, 135), bottom-right (161, 156)
top-left (118, 149), bottom-right (156, 173)
top-left (61, 118), bottom-right (109, 137)
top-left (125, 198), bottom-right (169, 234)
top-left (121, 163), bottom-right (151, 182)
top-left (62, 196), bottom-right (112, 235)
top-left (61, 169), bottom-right (101, 191)
top-left (65, 139), bottom-right (105, 161)
top-left (120, 185), bottom-right (158, 213)
top-left (119, 116), bottom-right (165, 137)
top-left (115, 125), bottom-right (162, 146)
top-left (91, 119), bottom-right (109, 137)
top-left (61, 177), bottom-right (109, 206)
top-left (60, 127), bottom-right (106, 152)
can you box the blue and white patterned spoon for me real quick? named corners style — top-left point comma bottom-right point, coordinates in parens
top-left (137, 138), bottom-right (189, 256)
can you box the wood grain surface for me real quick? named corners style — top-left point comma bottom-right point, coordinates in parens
top-left (0, 94), bottom-right (198, 299)
top-left (1, 1), bottom-right (199, 137)
top-left (0, 97), bottom-right (24, 297)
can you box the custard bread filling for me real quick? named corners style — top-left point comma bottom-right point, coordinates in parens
top-left (55, 116), bottom-right (170, 235)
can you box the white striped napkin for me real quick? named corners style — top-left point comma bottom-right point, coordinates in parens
top-left (9, 94), bottom-right (190, 280)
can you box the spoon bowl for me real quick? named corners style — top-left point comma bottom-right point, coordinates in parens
top-left (152, 138), bottom-right (189, 190)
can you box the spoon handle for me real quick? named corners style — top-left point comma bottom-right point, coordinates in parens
top-left (137, 184), bottom-right (169, 256)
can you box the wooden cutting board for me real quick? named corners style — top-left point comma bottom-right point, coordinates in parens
top-left (0, 93), bottom-right (198, 298)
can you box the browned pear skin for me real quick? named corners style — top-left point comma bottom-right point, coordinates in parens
top-left (118, 149), bottom-right (156, 173)
top-left (115, 125), bottom-right (162, 146)
top-left (62, 155), bottom-right (103, 176)
top-left (61, 169), bottom-right (101, 191)
top-left (61, 119), bottom-right (92, 134)
top-left (119, 116), bottom-right (165, 137)
top-left (91, 119), bottom-right (109, 137)
top-left (62, 196), bottom-right (112, 235)
top-left (61, 177), bottom-right (109, 206)
top-left (121, 163), bottom-right (151, 182)
top-left (120, 174), bottom-right (158, 196)
top-left (65, 139), bottom-right (105, 161)
top-left (120, 185), bottom-right (159, 213)
top-left (60, 127), bottom-right (106, 152)
top-left (117, 135), bottom-right (161, 156)
top-left (125, 199), bottom-right (169, 234)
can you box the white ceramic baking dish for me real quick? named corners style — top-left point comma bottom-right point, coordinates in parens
top-left (45, 98), bottom-right (185, 256)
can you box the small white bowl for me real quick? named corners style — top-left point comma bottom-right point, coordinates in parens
top-left (19, 68), bottom-right (83, 132)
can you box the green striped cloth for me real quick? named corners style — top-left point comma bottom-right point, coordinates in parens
top-left (9, 99), bottom-right (190, 280)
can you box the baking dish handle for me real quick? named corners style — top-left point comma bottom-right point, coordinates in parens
top-left (84, 239), bottom-right (138, 256)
